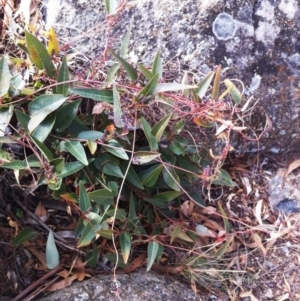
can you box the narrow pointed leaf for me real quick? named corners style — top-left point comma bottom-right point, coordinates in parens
top-left (137, 62), bottom-right (153, 81)
top-left (28, 94), bottom-right (67, 132)
top-left (120, 231), bottom-right (131, 264)
top-left (0, 106), bottom-right (13, 136)
top-left (113, 84), bottom-right (123, 128)
top-left (64, 141), bottom-right (88, 166)
top-left (109, 49), bottom-right (138, 81)
top-left (69, 88), bottom-right (113, 103)
top-left (102, 162), bottom-right (124, 178)
top-left (0, 56), bottom-right (11, 97)
top-left (25, 30), bottom-right (56, 78)
top-left (132, 151), bottom-right (161, 165)
top-left (58, 160), bottom-right (89, 178)
top-left (120, 163), bottom-right (144, 189)
top-left (224, 79), bottom-right (242, 104)
top-left (135, 73), bottom-right (159, 102)
top-left (163, 166), bottom-right (181, 191)
top-left (78, 131), bottom-right (104, 140)
top-left (88, 189), bottom-right (115, 206)
top-left (30, 135), bottom-right (53, 161)
top-left (102, 140), bottom-right (129, 160)
top-left (218, 202), bottom-right (230, 233)
top-left (15, 109), bottom-right (30, 131)
top-left (78, 220), bottom-right (99, 247)
top-left (32, 113), bottom-right (56, 142)
top-left (151, 114), bottom-right (172, 142)
top-left (79, 181), bottom-right (91, 212)
top-left (216, 236), bottom-right (234, 258)
top-left (140, 117), bottom-right (158, 151)
top-left (211, 65), bottom-right (221, 100)
top-left (46, 230), bottom-right (60, 269)
top-left (12, 227), bottom-right (37, 246)
top-left (147, 241), bottom-right (159, 271)
top-left (120, 27), bottom-right (131, 58)
top-left (155, 83), bottom-right (197, 93)
top-left (47, 28), bottom-right (59, 55)
top-left (54, 99), bottom-right (81, 132)
top-left (105, 0), bottom-right (117, 14)
top-left (152, 48), bottom-right (162, 80)
top-left (101, 63), bottom-right (120, 87)
top-left (139, 164), bottom-right (163, 187)
top-left (195, 71), bottom-right (215, 98)
top-left (56, 56), bottom-right (69, 95)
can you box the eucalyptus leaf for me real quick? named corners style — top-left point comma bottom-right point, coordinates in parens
top-left (0, 56), bottom-right (11, 97)
top-left (46, 230), bottom-right (60, 269)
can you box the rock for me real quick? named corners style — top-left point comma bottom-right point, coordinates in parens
top-left (31, 269), bottom-right (203, 301)
top-left (44, 0), bottom-right (300, 154)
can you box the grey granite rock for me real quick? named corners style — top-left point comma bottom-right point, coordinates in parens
top-left (43, 0), bottom-right (300, 154)
top-left (30, 269), bottom-right (205, 301)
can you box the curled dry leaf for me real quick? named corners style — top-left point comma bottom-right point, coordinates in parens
top-left (285, 158), bottom-right (300, 178)
top-left (181, 200), bottom-right (194, 217)
top-left (34, 201), bottom-right (48, 222)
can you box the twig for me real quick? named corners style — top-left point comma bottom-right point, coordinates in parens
top-left (11, 266), bottom-right (63, 301)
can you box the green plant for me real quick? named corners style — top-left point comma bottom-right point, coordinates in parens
top-left (0, 24), bottom-right (242, 276)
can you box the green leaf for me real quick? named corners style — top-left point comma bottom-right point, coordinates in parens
top-left (224, 79), bottom-right (242, 104)
top-left (194, 71), bottom-right (215, 98)
top-left (152, 48), bottom-right (162, 80)
top-left (145, 191), bottom-right (182, 208)
top-left (113, 84), bottom-right (123, 128)
top-left (56, 56), bottom-right (70, 95)
top-left (140, 117), bottom-right (158, 151)
top-left (216, 237), bottom-right (234, 258)
top-left (132, 151), bottom-right (161, 165)
top-left (155, 83), bottom-right (197, 93)
top-left (78, 220), bottom-right (100, 247)
top-left (174, 120), bottom-right (185, 134)
top-left (120, 231), bottom-right (131, 264)
top-left (151, 114), bottom-right (172, 142)
top-left (212, 169), bottom-right (237, 187)
top-left (106, 209), bottom-right (127, 220)
top-left (109, 49), bottom-right (138, 81)
top-left (0, 106), bottom-right (13, 136)
top-left (78, 131), bottom-right (104, 140)
top-left (96, 229), bottom-right (113, 239)
top-left (25, 30), bottom-right (56, 78)
top-left (101, 63), bottom-right (120, 88)
top-left (147, 241), bottom-right (159, 271)
top-left (211, 65), bottom-right (221, 100)
top-left (120, 26), bottom-right (131, 58)
top-left (102, 162), bottom-right (124, 178)
top-left (30, 135), bottom-right (53, 161)
top-left (88, 189), bottom-right (114, 206)
top-left (46, 230), bottom-right (60, 269)
top-left (139, 164), bottom-right (163, 187)
top-left (135, 73), bottom-right (159, 102)
top-left (85, 248), bottom-right (99, 267)
top-left (169, 141), bottom-right (185, 155)
top-left (54, 99), bottom-right (81, 132)
top-left (28, 94), bottom-right (68, 132)
top-left (137, 62), bottom-right (153, 81)
top-left (1, 160), bottom-right (27, 170)
top-left (15, 110), bottom-right (30, 131)
top-left (58, 160), bottom-right (88, 178)
top-left (12, 227), bottom-right (37, 246)
top-left (79, 181), bottom-right (91, 212)
top-left (120, 163), bottom-right (144, 189)
top-left (170, 224), bottom-right (181, 244)
top-left (162, 166), bottom-right (181, 191)
top-left (69, 88), bottom-right (113, 103)
top-left (104, 0), bottom-right (117, 14)
top-left (102, 140), bottom-right (129, 160)
top-left (32, 113), bottom-right (56, 142)
top-left (128, 192), bottom-right (137, 220)
top-left (218, 202), bottom-right (230, 233)
top-left (0, 56), bottom-right (11, 97)
top-left (63, 140), bottom-right (88, 166)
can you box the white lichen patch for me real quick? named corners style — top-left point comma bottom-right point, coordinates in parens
top-left (212, 13), bottom-right (237, 41)
top-left (197, 0), bottom-right (221, 15)
top-left (255, 21), bottom-right (280, 47)
top-left (279, 0), bottom-right (298, 20)
top-left (256, 0), bottom-right (275, 21)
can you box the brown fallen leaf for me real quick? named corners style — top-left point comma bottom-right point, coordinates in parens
top-left (46, 274), bottom-right (78, 292)
top-left (117, 252), bottom-right (147, 274)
